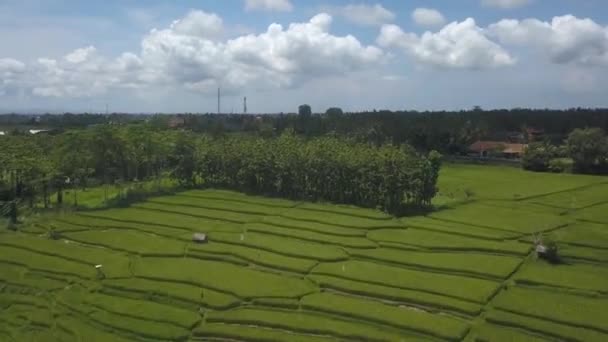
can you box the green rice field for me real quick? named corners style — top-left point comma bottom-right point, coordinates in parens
top-left (1, 163), bottom-right (608, 341)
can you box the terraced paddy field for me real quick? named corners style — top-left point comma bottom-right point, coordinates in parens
top-left (1, 164), bottom-right (608, 341)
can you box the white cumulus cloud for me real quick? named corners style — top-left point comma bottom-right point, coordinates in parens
top-left (245, 0), bottom-right (293, 12)
top-left (481, 0), bottom-right (533, 9)
top-left (412, 8), bottom-right (446, 28)
top-left (0, 11), bottom-right (384, 98)
top-left (378, 19), bottom-right (515, 69)
top-left (340, 4), bottom-right (395, 27)
top-left (489, 15), bottom-right (608, 66)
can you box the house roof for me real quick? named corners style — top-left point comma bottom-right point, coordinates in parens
top-left (470, 141), bottom-right (527, 154)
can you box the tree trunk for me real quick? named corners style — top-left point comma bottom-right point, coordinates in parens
top-left (57, 185), bottom-right (63, 206)
top-left (9, 201), bottom-right (17, 224)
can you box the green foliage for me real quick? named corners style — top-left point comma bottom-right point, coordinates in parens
top-left (298, 104), bottom-right (312, 118)
top-left (566, 128), bottom-right (608, 174)
top-left (522, 141), bottom-right (558, 172)
top-left (548, 157), bottom-right (574, 173)
top-left (325, 107), bottom-right (343, 118)
top-left (194, 133), bottom-right (439, 215)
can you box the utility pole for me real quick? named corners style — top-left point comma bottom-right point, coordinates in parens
top-left (244, 97), bottom-right (247, 114)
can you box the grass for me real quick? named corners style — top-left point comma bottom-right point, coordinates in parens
top-left (550, 221), bottom-right (608, 249)
top-left (188, 241), bottom-right (318, 273)
top-left (308, 274), bottom-right (482, 315)
top-left (102, 277), bottom-right (203, 304)
top-left (77, 208), bottom-right (244, 233)
top-left (85, 292), bottom-right (201, 328)
top-left (514, 261), bottom-right (608, 293)
top-left (133, 257), bottom-right (316, 299)
top-left (262, 215), bottom-right (366, 237)
top-left (347, 248), bottom-right (522, 279)
top-left (251, 297), bottom-right (300, 309)
top-left (403, 216), bottom-right (520, 239)
top-left (204, 307), bottom-right (416, 341)
top-left (58, 289), bottom-right (193, 341)
top-left (368, 228), bottom-right (531, 255)
top-left (208, 231), bottom-right (349, 262)
top-left (201, 288), bottom-right (242, 309)
top-left (492, 286), bottom-right (608, 333)
top-left (56, 215), bottom-right (194, 238)
top-left (429, 202), bottom-right (569, 234)
top-left (132, 201), bottom-right (260, 224)
top-left (0, 233), bottom-right (132, 278)
top-left (312, 260), bottom-right (500, 303)
top-left (63, 229), bottom-right (187, 256)
top-left (194, 323), bottom-right (339, 342)
top-left (246, 222), bottom-right (378, 248)
top-left (470, 322), bottom-right (551, 342)
top-left (183, 189), bottom-right (297, 208)
top-left (58, 315), bottom-right (134, 342)
top-left (148, 194), bottom-right (290, 216)
top-left (437, 163), bottom-right (604, 202)
top-left (0, 246), bottom-right (96, 279)
top-left (528, 183), bottom-right (608, 209)
top-left (280, 207), bottom-right (403, 229)
top-left (296, 202), bottom-right (393, 220)
top-left (485, 310), bottom-right (608, 342)
top-left (301, 292), bottom-right (469, 340)
top-left (574, 202), bottom-right (608, 223)
top-left (4, 164), bottom-right (608, 340)
top-left (559, 245), bottom-right (608, 263)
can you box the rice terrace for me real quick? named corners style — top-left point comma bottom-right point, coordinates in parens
top-left (3, 0), bottom-right (608, 341)
top-left (1, 162), bottom-right (608, 342)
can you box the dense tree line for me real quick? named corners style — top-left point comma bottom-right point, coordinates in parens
top-left (0, 124), bottom-right (440, 216)
top-left (522, 128), bottom-right (608, 174)
top-left (178, 133), bottom-right (440, 213)
top-left (3, 108), bottom-right (608, 153)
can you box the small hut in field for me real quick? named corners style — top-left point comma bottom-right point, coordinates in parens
top-left (193, 233), bottom-right (208, 244)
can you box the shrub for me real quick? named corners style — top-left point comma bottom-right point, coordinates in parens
top-left (548, 158), bottom-right (573, 173)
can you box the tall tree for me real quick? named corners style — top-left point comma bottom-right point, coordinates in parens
top-left (566, 128), bottom-right (608, 174)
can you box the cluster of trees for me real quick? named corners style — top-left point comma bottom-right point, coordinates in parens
top-left (174, 133), bottom-right (441, 214)
top-left (1, 124), bottom-right (440, 216)
top-left (523, 128), bottom-right (608, 174)
top-left (0, 125), bottom-right (179, 208)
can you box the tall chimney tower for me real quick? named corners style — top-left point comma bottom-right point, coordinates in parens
top-left (217, 88), bottom-right (221, 114)
top-left (244, 97), bottom-right (247, 114)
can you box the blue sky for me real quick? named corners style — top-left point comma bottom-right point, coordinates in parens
top-left (1, 0), bottom-right (607, 113)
